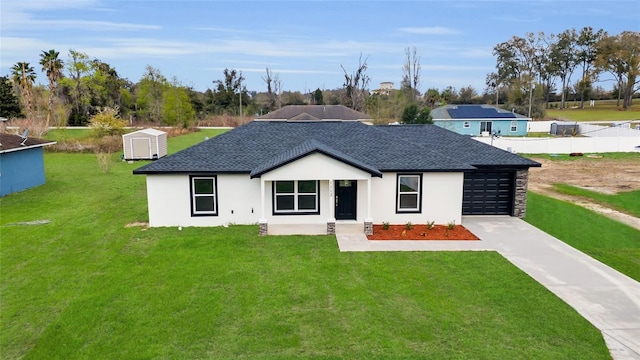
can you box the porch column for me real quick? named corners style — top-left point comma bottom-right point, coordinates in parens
top-left (327, 179), bottom-right (336, 235)
top-left (259, 178), bottom-right (267, 236)
top-left (364, 177), bottom-right (373, 235)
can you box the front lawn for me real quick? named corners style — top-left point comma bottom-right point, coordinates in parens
top-left (0, 134), bottom-right (610, 358)
top-left (526, 192), bottom-right (640, 281)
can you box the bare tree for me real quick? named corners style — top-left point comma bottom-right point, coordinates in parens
top-left (402, 47), bottom-right (421, 100)
top-left (273, 73), bottom-right (282, 109)
top-left (262, 67), bottom-right (277, 110)
top-left (341, 53), bottom-right (370, 111)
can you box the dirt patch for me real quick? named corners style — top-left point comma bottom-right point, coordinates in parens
top-left (125, 222), bottom-right (149, 230)
top-left (527, 155), bottom-right (640, 230)
top-left (367, 224), bottom-right (480, 241)
top-left (528, 156), bottom-right (640, 195)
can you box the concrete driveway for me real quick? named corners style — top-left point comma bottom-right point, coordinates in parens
top-left (336, 216), bottom-right (640, 360)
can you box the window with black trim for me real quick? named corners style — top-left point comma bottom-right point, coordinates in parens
top-left (397, 174), bottom-right (422, 213)
top-left (190, 176), bottom-right (218, 216)
top-left (273, 180), bottom-right (319, 214)
top-left (463, 121), bottom-right (470, 128)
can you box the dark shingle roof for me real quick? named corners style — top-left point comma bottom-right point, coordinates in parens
top-left (134, 122), bottom-right (539, 176)
top-left (377, 125), bottom-right (540, 168)
top-left (0, 133), bottom-right (56, 153)
top-left (257, 105), bottom-right (372, 121)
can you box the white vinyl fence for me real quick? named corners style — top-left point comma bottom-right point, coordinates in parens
top-left (503, 120), bottom-right (640, 153)
top-left (474, 135), bottom-right (640, 154)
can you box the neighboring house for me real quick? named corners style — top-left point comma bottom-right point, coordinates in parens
top-left (122, 128), bottom-right (168, 160)
top-left (0, 133), bottom-right (56, 197)
top-left (372, 82), bottom-right (394, 96)
top-left (134, 106), bottom-right (540, 235)
top-left (257, 105), bottom-right (372, 122)
top-left (432, 105), bottom-right (530, 136)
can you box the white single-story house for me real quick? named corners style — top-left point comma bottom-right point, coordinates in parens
top-left (133, 106), bottom-right (540, 235)
top-left (432, 104), bottom-right (530, 136)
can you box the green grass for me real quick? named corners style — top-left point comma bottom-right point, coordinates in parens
top-left (546, 100), bottom-right (640, 122)
top-left (44, 128), bottom-right (92, 141)
top-left (553, 184), bottom-right (640, 217)
top-left (525, 192), bottom-right (640, 282)
top-left (168, 128), bottom-right (229, 153)
top-left (0, 137), bottom-right (610, 358)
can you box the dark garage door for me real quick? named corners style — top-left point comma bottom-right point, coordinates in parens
top-left (463, 171), bottom-right (514, 215)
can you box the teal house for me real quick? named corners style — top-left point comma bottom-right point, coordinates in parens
top-left (431, 105), bottom-right (530, 137)
top-left (0, 133), bottom-right (55, 197)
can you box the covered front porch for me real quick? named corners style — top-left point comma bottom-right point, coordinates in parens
top-left (257, 178), bottom-right (374, 236)
top-left (252, 150), bottom-right (382, 236)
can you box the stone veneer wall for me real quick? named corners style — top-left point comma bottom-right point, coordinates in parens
top-left (259, 222), bottom-right (268, 236)
top-left (364, 221), bottom-right (373, 235)
top-left (513, 169), bottom-right (529, 218)
top-left (327, 221), bottom-right (336, 235)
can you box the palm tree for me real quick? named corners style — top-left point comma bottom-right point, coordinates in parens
top-left (11, 62), bottom-right (37, 119)
top-left (39, 49), bottom-right (64, 128)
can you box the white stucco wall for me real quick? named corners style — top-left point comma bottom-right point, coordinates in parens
top-left (260, 152), bottom-right (371, 181)
top-left (144, 161), bottom-right (463, 227)
top-left (370, 172), bottom-right (463, 225)
top-left (146, 174), bottom-right (261, 227)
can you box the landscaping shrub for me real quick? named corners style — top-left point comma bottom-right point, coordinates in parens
top-left (89, 107), bottom-right (127, 137)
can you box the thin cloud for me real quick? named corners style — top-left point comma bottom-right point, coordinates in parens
top-left (2, 1), bottom-right (158, 32)
top-left (193, 26), bottom-right (252, 34)
top-left (459, 48), bottom-right (493, 58)
top-left (423, 64), bottom-right (491, 71)
top-left (398, 26), bottom-right (461, 35)
top-left (30, 19), bottom-right (160, 31)
top-left (213, 67), bottom-right (336, 75)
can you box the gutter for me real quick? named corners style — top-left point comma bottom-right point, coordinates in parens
top-left (0, 141), bottom-right (57, 154)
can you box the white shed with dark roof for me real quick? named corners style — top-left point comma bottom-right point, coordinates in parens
top-left (122, 129), bottom-right (167, 160)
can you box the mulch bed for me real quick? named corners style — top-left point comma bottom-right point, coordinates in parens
top-left (367, 224), bottom-right (480, 241)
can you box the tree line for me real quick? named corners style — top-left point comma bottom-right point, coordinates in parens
top-left (2, 29), bottom-right (637, 129)
top-left (487, 28), bottom-right (639, 118)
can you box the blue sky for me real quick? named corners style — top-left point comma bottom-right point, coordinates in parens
top-left (1, 0), bottom-right (638, 95)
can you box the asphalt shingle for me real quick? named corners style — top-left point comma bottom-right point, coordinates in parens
top-left (133, 121), bottom-right (539, 175)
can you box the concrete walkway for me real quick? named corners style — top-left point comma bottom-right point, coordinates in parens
top-left (336, 216), bottom-right (640, 360)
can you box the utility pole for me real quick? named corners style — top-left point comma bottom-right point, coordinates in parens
top-left (238, 77), bottom-right (243, 125)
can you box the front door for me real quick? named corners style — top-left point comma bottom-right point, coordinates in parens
top-left (335, 180), bottom-right (357, 220)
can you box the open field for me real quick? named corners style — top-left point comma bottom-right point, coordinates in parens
top-left (0, 134), bottom-right (612, 358)
top-left (552, 184), bottom-right (640, 218)
top-left (527, 153), bottom-right (640, 195)
top-left (546, 99), bottom-right (640, 122)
